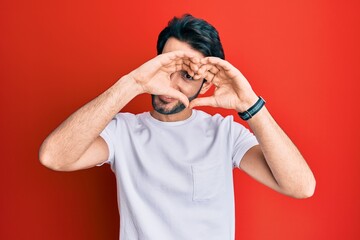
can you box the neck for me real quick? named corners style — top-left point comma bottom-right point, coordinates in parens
top-left (150, 108), bottom-right (193, 122)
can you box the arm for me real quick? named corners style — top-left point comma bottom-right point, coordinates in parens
top-left (241, 107), bottom-right (315, 198)
top-left (39, 76), bottom-right (140, 171)
top-left (39, 51), bottom-right (198, 171)
top-left (190, 57), bottom-right (316, 198)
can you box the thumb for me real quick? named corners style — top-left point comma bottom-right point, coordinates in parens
top-left (189, 96), bottom-right (217, 109)
top-left (166, 88), bottom-right (190, 107)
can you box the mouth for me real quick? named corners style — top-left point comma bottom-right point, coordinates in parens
top-left (158, 95), bottom-right (177, 104)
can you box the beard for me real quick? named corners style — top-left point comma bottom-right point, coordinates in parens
top-left (151, 81), bottom-right (205, 115)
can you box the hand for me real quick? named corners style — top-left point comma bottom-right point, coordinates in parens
top-left (127, 51), bottom-right (201, 107)
top-left (189, 57), bottom-right (259, 112)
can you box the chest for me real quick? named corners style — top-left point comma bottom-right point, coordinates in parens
top-left (115, 123), bottom-right (234, 201)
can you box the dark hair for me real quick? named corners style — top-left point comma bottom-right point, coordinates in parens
top-left (157, 14), bottom-right (225, 59)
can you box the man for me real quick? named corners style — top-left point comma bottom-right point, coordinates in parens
top-left (39, 14), bottom-right (315, 239)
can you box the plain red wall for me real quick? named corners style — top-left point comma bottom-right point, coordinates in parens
top-left (1, 0), bottom-right (359, 239)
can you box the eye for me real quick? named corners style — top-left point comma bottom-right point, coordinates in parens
top-left (181, 71), bottom-right (194, 81)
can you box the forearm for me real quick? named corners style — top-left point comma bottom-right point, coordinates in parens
top-left (192, 56), bottom-right (315, 197)
top-left (39, 75), bottom-right (141, 169)
top-left (247, 107), bottom-right (316, 197)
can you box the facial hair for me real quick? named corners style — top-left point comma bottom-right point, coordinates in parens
top-left (151, 81), bottom-right (205, 115)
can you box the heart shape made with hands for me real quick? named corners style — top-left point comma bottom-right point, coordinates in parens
top-left (185, 56), bottom-right (258, 112)
top-left (129, 51), bottom-right (257, 111)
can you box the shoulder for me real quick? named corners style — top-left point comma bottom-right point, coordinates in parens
top-left (194, 110), bottom-right (251, 136)
top-left (194, 110), bottom-right (239, 126)
top-left (113, 112), bottom-right (141, 119)
top-left (113, 112), bottom-right (148, 123)
top-left (104, 112), bottom-right (148, 132)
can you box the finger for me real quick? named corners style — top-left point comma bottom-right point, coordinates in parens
top-left (157, 51), bottom-right (196, 68)
top-left (164, 62), bottom-right (200, 82)
top-left (201, 57), bottom-right (234, 72)
top-left (204, 71), bottom-right (216, 84)
top-left (188, 57), bottom-right (201, 71)
top-left (193, 64), bottom-right (208, 81)
top-left (189, 96), bottom-right (218, 109)
top-left (166, 61), bottom-right (195, 76)
top-left (167, 56), bottom-right (192, 69)
top-left (198, 64), bottom-right (220, 77)
top-left (178, 59), bottom-right (204, 80)
top-left (173, 61), bottom-right (195, 77)
top-left (165, 88), bottom-right (190, 107)
top-left (166, 63), bottom-right (184, 74)
top-left (181, 59), bottom-right (198, 76)
top-left (190, 61), bottom-right (200, 73)
top-left (167, 50), bottom-right (197, 62)
top-left (197, 64), bottom-right (221, 85)
top-left (200, 56), bottom-right (221, 65)
top-left (192, 72), bottom-right (204, 80)
top-left (189, 56), bottom-right (200, 64)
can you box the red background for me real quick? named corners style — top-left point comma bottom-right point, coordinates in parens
top-left (1, 0), bottom-right (359, 239)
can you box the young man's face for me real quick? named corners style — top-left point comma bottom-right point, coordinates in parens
top-left (152, 37), bottom-right (209, 115)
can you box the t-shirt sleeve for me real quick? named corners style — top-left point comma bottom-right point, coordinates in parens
top-left (231, 120), bottom-right (259, 169)
top-left (96, 116), bottom-right (118, 170)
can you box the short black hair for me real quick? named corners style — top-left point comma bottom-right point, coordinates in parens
top-left (157, 14), bottom-right (225, 59)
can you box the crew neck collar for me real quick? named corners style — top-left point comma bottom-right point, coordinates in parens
top-left (146, 110), bottom-right (197, 127)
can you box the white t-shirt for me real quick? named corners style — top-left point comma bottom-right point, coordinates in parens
top-left (99, 110), bottom-right (258, 240)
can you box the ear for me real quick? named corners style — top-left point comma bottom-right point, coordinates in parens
top-left (199, 80), bottom-right (213, 94)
